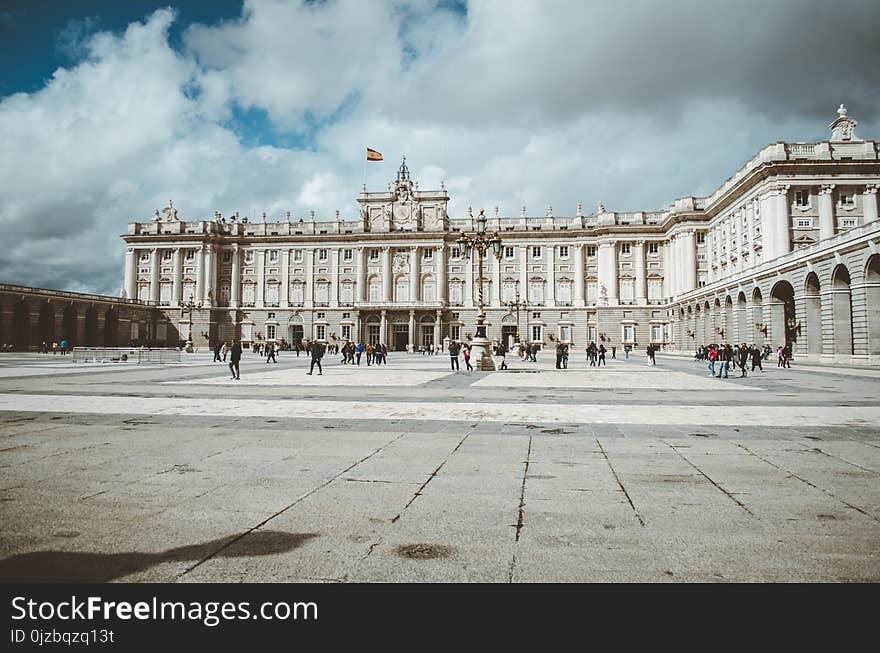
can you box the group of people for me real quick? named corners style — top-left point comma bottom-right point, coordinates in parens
top-left (700, 343), bottom-right (771, 378)
top-left (446, 340), bottom-right (476, 371)
top-left (38, 340), bottom-right (71, 354)
top-left (338, 341), bottom-right (389, 366)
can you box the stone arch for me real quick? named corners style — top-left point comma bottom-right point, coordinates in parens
top-left (104, 307), bottom-right (119, 347)
top-left (723, 295), bottom-right (734, 342)
top-left (84, 306), bottom-right (98, 346)
top-left (866, 255), bottom-right (880, 356)
top-left (693, 303), bottom-right (702, 345)
top-left (393, 274), bottom-right (409, 302)
top-left (12, 300), bottom-right (31, 351)
top-left (62, 304), bottom-right (78, 347)
top-left (769, 280), bottom-right (796, 349)
top-left (830, 264), bottom-right (853, 356)
top-left (421, 273), bottom-right (436, 303)
top-left (804, 272), bottom-right (822, 355)
top-left (367, 274), bottom-right (383, 303)
top-left (38, 301), bottom-right (55, 345)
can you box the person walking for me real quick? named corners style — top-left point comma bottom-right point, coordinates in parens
top-left (611, 345), bottom-right (616, 359)
top-left (229, 339), bottom-right (242, 380)
top-left (220, 341), bottom-right (228, 362)
top-left (737, 344), bottom-right (749, 377)
top-left (380, 342), bottom-right (388, 365)
top-left (555, 342), bottom-right (564, 369)
top-left (717, 344), bottom-right (731, 378)
top-left (561, 344), bottom-right (569, 369)
top-left (307, 339), bottom-right (325, 375)
top-left (355, 342), bottom-right (363, 366)
top-left (463, 344), bottom-right (474, 372)
top-left (60, 338), bottom-right (68, 355)
top-left (598, 344), bottom-right (607, 366)
top-left (624, 344), bottom-right (631, 360)
top-left (448, 340), bottom-right (461, 371)
top-left (266, 341), bottom-right (277, 364)
top-left (750, 344), bottom-right (763, 372)
top-left (647, 344), bottom-right (656, 366)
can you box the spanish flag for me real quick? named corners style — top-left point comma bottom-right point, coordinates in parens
top-left (366, 148), bottom-right (383, 161)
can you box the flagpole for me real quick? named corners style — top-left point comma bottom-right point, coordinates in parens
top-left (363, 149), bottom-right (367, 191)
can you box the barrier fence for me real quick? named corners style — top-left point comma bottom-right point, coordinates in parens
top-left (72, 347), bottom-right (182, 364)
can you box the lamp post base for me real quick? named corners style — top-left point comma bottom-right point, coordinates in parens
top-left (185, 339), bottom-right (194, 353)
top-left (469, 336), bottom-right (496, 371)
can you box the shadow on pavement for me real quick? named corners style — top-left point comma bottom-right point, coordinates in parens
top-left (0, 530), bottom-right (318, 582)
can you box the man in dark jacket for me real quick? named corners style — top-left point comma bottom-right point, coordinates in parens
top-left (448, 340), bottom-right (461, 371)
top-left (229, 339), bottom-right (242, 380)
top-left (213, 341), bottom-right (222, 362)
top-left (307, 340), bottom-right (325, 375)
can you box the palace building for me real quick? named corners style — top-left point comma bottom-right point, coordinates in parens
top-left (119, 105), bottom-right (880, 363)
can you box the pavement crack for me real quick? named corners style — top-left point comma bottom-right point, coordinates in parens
top-left (806, 446), bottom-right (877, 474)
top-left (403, 430), bottom-right (472, 510)
top-left (667, 443), bottom-right (753, 516)
top-left (508, 435), bottom-right (533, 584)
top-left (597, 438), bottom-right (646, 527)
top-left (735, 443), bottom-right (878, 523)
top-left (175, 430), bottom-right (409, 580)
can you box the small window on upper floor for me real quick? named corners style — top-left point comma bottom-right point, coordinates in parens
top-left (451, 246), bottom-right (461, 259)
top-left (620, 243), bottom-right (631, 255)
top-left (795, 190), bottom-right (809, 207)
top-left (162, 250), bottom-right (172, 261)
top-left (268, 250), bottom-right (279, 263)
top-left (369, 249), bottom-right (380, 261)
top-left (839, 192), bottom-right (854, 206)
top-left (648, 243), bottom-right (659, 254)
top-left (185, 250), bottom-right (195, 261)
top-left (586, 246), bottom-right (597, 257)
top-left (293, 249), bottom-right (303, 262)
top-left (531, 246), bottom-right (542, 259)
top-left (696, 232), bottom-right (706, 244)
top-left (318, 249), bottom-right (328, 261)
top-left (140, 252), bottom-right (150, 261)
top-left (222, 252), bottom-right (231, 263)
top-left (504, 246), bottom-right (514, 259)
top-left (244, 251), bottom-right (254, 264)
top-left (532, 312), bottom-right (541, 320)
top-left (343, 249), bottom-right (353, 261)
top-left (423, 249), bottom-right (433, 261)
top-left (558, 246), bottom-right (569, 258)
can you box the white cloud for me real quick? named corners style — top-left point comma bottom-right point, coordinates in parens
top-left (0, 0), bottom-right (878, 294)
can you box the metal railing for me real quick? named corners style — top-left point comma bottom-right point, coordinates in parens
top-left (72, 347), bottom-right (181, 364)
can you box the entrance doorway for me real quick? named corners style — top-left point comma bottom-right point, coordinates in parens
top-left (420, 325), bottom-right (434, 349)
top-left (367, 324), bottom-right (380, 345)
top-left (502, 325), bottom-right (518, 348)
top-left (393, 324), bottom-right (408, 351)
top-left (289, 325), bottom-right (304, 348)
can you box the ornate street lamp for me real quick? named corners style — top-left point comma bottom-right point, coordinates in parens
top-left (181, 299), bottom-right (203, 352)
top-left (505, 290), bottom-right (528, 345)
top-left (457, 209), bottom-right (503, 370)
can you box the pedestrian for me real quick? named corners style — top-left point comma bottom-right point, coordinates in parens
top-left (777, 345), bottom-right (785, 368)
top-left (229, 339), bottom-right (242, 380)
top-left (783, 343), bottom-right (792, 368)
top-left (356, 342), bottom-right (363, 366)
top-left (463, 344), bottom-right (473, 371)
top-left (598, 344), bottom-right (607, 366)
top-left (707, 345), bottom-right (717, 376)
top-left (60, 338), bottom-right (68, 355)
top-left (647, 344), bottom-right (656, 366)
top-left (307, 339), bottom-right (325, 375)
top-left (555, 342), bottom-right (564, 369)
top-left (380, 342), bottom-right (388, 365)
top-left (611, 345), bottom-right (616, 359)
top-left (717, 344), bottom-right (731, 378)
top-left (448, 340), bottom-right (461, 371)
top-left (266, 341), bottom-right (277, 364)
top-left (624, 344), bottom-right (631, 360)
top-left (561, 344), bottom-right (569, 369)
top-left (365, 342), bottom-right (373, 366)
top-left (213, 341), bottom-right (222, 362)
top-left (738, 344), bottom-right (749, 377)
top-left (750, 344), bottom-right (763, 372)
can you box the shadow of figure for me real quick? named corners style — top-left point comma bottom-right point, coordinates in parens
top-left (0, 530), bottom-right (318, 582)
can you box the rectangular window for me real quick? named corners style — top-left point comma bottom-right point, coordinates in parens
top-left (267, 312), bottom-right (276, 319)
top-left (559, 325), bottom-right (571, 342)
top-left (318, 249), bottom-right (328, 261)
top-left (651, 325), bottom-right (663, 342)
top-left (531, 325), bottom-right (542, 342)
top-left (696, 232), bottom-right (706, 244)
top-left (451, 246), bottom-right (461, 259)
top-left (504, 246), bottom-right (514, 259)
top-left (842, 218), bottom-right (857, 227)
top-left (532, 312), bottom-right (541, 319)
top-left (342, 312), bottom-right (351, 319)
top-left (451, 312), bottom-right (460, 319)
top-left (558, 246), bottom-right (569, 258)
top-left (423, 249), bottom-right (433, 261)
top-left (316, 312), bottom-right (325, 319)
top-left (315, 325), bottom-right (326, 340)
top-left (531, 246), bottom-right (542, 258)
top-left (586, 246), bottom-right (597, 257)
top-left (185, 250), bottom-right (194, 261)
top-left (620, 243), bottom-right (631, 255)
top-left (648, 242), bottom-right (659, 254)
top-left (293, 250), bottom-right (303, 262)
top-left (341, 325), bottom-right (351, 340)
top-left (266, 324), bottom-right (276, 340)
top-left (222, 251), bottom-right (231, 263)
top-left (795, 190), bottom-right (809, 207)
top-left (623, 325), bottom-right (635, 342)
top-left (268, 250), bottom-right (279, 263)
top-left (840, 192), bottom-right (854, 206)
top-left (796, 218), bottom-right (813, 228)
top-left (244, 251), bottom-right (254, 264)
top-left (370, 249), bottom-right (380, 261)
top-left (450, 325), bottom-right (460, 341)
top-left (162, 250), bottom-right (172, 261)
top-left (343, 249), bottom-right (353, 261)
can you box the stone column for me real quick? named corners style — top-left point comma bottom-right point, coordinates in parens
top-left (434, 309), bottom-right (441, 348)
top-left (436, 244), bottom-right (447, 304)
top-left (172, 248), bottom-right (182, 306)
top-left (304, 249), bottom-right (313, 308)
top-left (573, 243), bottom-right (585, 307)
top-left (519, 245), bottom-right (528, 303)
top-left (124, 248), bottom-right (137, 300)
top-left (634, 240), bottom-right (647, 305)
top-left (148, 248), bottom-right (159, 304)
top-left (491, 251), bottom-right (501, 307)
top-left (382, 246), bottom-right (392, 303)
top-left (680, 231), bottom-right (697, 293)
top-left (330, 248), bottom-right (339, 307)
top-left (546, 245), bottom-right (556, 307)
top-left (597, 240), bottom-right (617, 305)
top-left (408, 309), bottom-right (415, 351)
top-left (203, 244), bottom-right (215, 306)
top-left (409, 246), bottom-right (419, 303)
top-left (281, 249), bottom-right (290, 307)
top-left (765, 184), bottom-right (791, 259)
top-left (230, 244), bottom-right (241, 309)
top-left (661, 240), bottom-right (672, 298)
top-left (355, 246), bottom-right (366, 303)
top-left (818, 184), bottom-right (836, 242)
top-left (380, 309), bottom-right (387, 344)
top-left (864, 184), bottom-right (879, 223)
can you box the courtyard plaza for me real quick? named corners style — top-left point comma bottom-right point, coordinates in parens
top-left (0, 347), bottom-right (878, 582)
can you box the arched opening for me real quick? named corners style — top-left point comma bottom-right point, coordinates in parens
top-left (712, 298), bottom-right (721, 343)
top-left (831, 265), bottom-right (853, 356)
top-left (13, 300), bottom-right (31, 351)
top-left (38, 302), bottom-right (55, 345)
top-left (693, 304), bottom-right (701, 346)
top-left (866, 256), bottom-right (880, 356)
top-left (736, 292), bottom-right (748, 344)
top-left (804, 273), bottom-right (822, 355)
top-left (751, 288), bottom-right (764, 347)
top-left (104, 308), bottom-right (119, 347)
top-left (288, 315), bottom-right (304, 348)
top-left (62, 304), bottom-right (77, 346)
top-left (723, 295), bottom-right (734, 343)
top-left (84, 306), bottom-right (97, 346)
top-left (770, 280), bottom-right (796, 349)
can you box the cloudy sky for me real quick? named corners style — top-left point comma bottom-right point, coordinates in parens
top-left (1, 0), bottom-right (879, 295)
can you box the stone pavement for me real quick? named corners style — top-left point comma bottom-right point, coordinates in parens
top-left (0, 349), bottom-right (878, 582)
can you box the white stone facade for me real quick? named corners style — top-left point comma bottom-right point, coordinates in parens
top-left (122, 107), bottom-right (880, 362)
